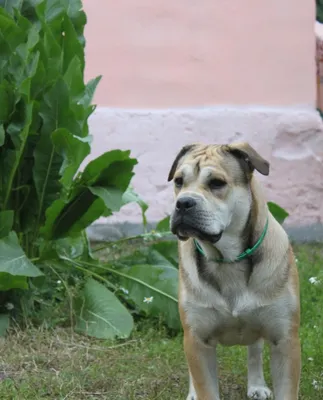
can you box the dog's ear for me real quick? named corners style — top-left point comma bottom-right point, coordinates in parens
top-left (227, 142), bottom-right (270, 176)
top-left (167, 144), bottom-right (196, 181)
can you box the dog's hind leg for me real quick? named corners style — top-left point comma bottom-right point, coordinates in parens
top-left (247, 339), bottom-right (272, 399)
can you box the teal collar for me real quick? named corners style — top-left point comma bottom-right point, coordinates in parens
top-left (194, 218), bottom-right (269, 263)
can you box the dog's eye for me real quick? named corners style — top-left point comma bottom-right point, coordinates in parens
top-left (209, 178), bottom-right (226, 190)
top-left (174, 177), bottom-right (183, 188)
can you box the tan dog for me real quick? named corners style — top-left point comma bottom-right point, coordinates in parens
top-left (168, 143), bottom-right (300, 400)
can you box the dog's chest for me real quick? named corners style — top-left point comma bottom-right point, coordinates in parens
top-left (182, 266), bottom-right (292, 346)
top-left (185, 300), bottom-right (262, 346)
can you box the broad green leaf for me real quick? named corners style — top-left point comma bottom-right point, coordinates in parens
top-left (0, 0), bottom-right (22, 15)
top-left (39, 78), bottom-right (80, 136)
top-left (0, 0), bottom-right (102, 256)
top-left (0, 231), bottom-right (43, 277)
top-left (63, 56), bottom-right (84, 101)
top-left (80, 150), bottom-right (136, 186)
top-left (54, 232), bottom-right (91, 260)
top-left (60, 0), bottom-right (86, 45)
top-left (51, 128), bottom-right (91, 189)
top-left (15, 7), bottom-right (33, 32)
top-left (60, 0), bottom-right (83, 20)
top-left (61, 14), bottom-right (84, 72)
top-left (50, 191), bottom-right (106, 239)
top-left (19, 1), bottom-right (39, 24)
top-left (64, 197), bottom-right (109, 236)
top-left (2, 101), bottom-right (34, 209)
top-left (122, 247), bottom-right (176, 269)
top-left (30, 59), bottom-right (47, 99)
top-left (0, 314), bottom-right (9, 337)
top-left (16, 130), bottom-right (40, 233)
top-left (45, 151), bottom-right (138, 239)
top-left (267, 202), bottom-right (289, 225)
top-left (95, 159), bottom-right (137, 191)
top-left (0, 272), bottom-right (28, 291)
top-left (0, 8), bottom-right (17, 31)
top-left (156, 216), bottom-right (171, 232)
top-left (19, 77), bottom-right (31, 99)
top-left (43, 0), bottom-right (64, 23)
top-left (89, 187), bottom-right (126, 213)
top-left (122, 187), bottom-right (148, 227)
top-left (41, 193), bottom-right (103, 240)
top-left (0, 17), bottom-right (25, 68)
top-left (151, 241), bottom-right (179, 267)
top-left (26, 24), bottom-right (40, 50)
top-left (74, 278), bottom-right (134, 339)
top-left (6, 99), bottom-right (31, 148)
top-left (107, 245), bottom-right (180, 328)
top-left (0, 211), bottom-right (14, 239)
top-left (33, 131), bottom-right (63, 225)
top-left (111, 262), bottom-right (180, 330)
top-left (41, 198), bottom-right (67, 237)
top-left (80, 76), bottom-right (102, 107)
top-left (42, 191), bottom-right (108, 240)
top-left (23, 52), bottom-right (40, 94)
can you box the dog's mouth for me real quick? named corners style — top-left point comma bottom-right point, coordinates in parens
top-left (171, 220), bottom-right (223, 243)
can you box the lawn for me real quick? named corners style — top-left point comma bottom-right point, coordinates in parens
top-left (0, 243), bottom-right (322, 400)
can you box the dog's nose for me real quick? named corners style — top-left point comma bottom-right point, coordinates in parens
top-left (176, 197), bottom-right (196, 212)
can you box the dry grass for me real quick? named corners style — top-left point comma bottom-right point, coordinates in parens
top-left (0, 322), bottom-right (250, 400)
top-left (0, 324), bottom-right (187, 400)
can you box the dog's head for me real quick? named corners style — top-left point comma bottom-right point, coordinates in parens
top-left (168, 142), bottom-right (269, 243)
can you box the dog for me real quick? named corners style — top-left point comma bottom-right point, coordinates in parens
top-left (168, 142), bottom-right (300, 400)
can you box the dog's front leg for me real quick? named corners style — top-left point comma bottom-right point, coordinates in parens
top-left (269, 333), bottom-right (301, 400)
top-left (184, 331), bottom-right (220, 400)
top-left (247, 339), bottom-right (272, 399)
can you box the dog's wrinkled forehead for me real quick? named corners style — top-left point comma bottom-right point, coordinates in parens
top-left (167, 142), bottom-right (270, 183)
top-left (170, 144), bottom-right (246, 184)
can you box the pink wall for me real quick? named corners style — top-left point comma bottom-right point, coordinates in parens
top-left (82, 1), bottom-right (323, 229)
top-left (83, 0), bottom-right (316, 108)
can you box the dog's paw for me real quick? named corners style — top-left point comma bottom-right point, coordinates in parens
top-left (186, 395), bottom-right (197, 400)
top-left (247, 385), bottom-right (272, 399)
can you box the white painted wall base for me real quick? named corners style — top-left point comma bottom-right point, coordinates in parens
top-left (85, 106), bottom-right (323, 227)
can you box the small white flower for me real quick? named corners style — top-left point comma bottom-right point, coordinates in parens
top-left (295, 258), bottom-right (299, 263)
top-left (314, 325), bottom-right (318, 329)
top-left (57, 280), bottom-right (62, 284)
top-left (5, 303), bottom-right (14, 310)
top-left (312, 379), bottom-right (322, 390)
top-left (120, 287), bottom-right (129, 295)
top-left (308, 357), bottom-right (314, 361)
top-left (309, 277), bottom-right (320, 285)
top-left (143, 296), bottom-right (154, 304)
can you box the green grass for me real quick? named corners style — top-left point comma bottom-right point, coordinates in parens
top-left (0, 244), bottom-right (322, 399)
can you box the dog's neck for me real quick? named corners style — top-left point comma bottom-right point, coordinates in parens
top-left (195, 176), bottom-right (268, 263)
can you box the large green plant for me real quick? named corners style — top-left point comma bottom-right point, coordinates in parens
top-left (0, 0), bottom-right (292, 340)
top-left (0, 0), bottom-right (147, 339)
